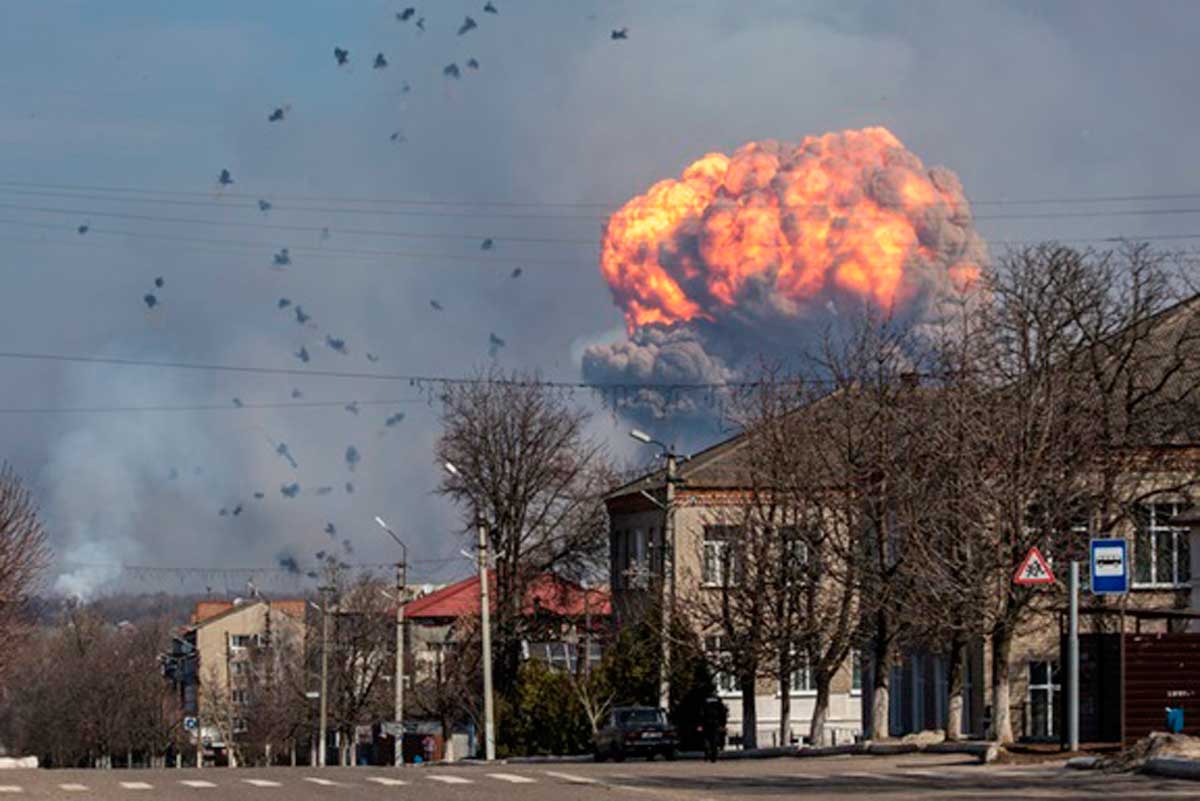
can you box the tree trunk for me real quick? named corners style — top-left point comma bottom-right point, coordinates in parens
top-left (778, 674), bottom-right (791, 748)
top-left (945, 635), bottom-right (965, 741)
top-left (990, 623), bottom-right (1015, 744)
top-left (870, 636), bottom-right (892, 740)
top-left (809, 677), bottom-right (831, 748)
top-left (739, 670), bottom-right (758, 750)
top-left (290, 742), bottom-right (297, 767)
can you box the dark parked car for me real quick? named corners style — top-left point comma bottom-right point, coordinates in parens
top-left (593, 706), bottom-right (677, 761)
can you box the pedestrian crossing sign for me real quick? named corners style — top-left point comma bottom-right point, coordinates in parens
top-left (1013, 546), bottom-right (1056, 586)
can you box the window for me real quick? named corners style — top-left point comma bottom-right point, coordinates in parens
top-left (850, 650), bottom-right (862, 695)
top-left (1027, 661), bottom-right (1060, 739)
top-left (705, 635), bottom-right (738, 695)
top-left (627, 529), bottom-right (649, 588)
top-left (233, 718), bottom-right (248, 733)
top-left (231, 689), bottom-right (249, 706)
top-left (1134, 503), bottom-right (1191, 588)
top-left (702, 526), bottom-right (739, 587)
top-left (231, 661), bottom-right (249, 677)
top-left (789, 653), bottom-right (814, 694)
top-left (229, 634), bottom-right (260, 650)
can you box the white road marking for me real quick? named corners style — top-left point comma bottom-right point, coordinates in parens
top-left (488, 773), bottom-right (536, 783)
top-left (304, 777), bottom-right (340, 786)
top-left (59, 785), bottom-right (89, 792)
top-left (119, 782), bottom-right (154, 790)
top-left (0, 788), bottom-right (20, 794)
top-left (367, 777), bottom-right (409, 786)
top-left (544, 771), bottom-right (597, 784)
top-left (243, 779), bottom-right (283, 787)
top-left (427, 775), bottom-right (473, 784)
top-left (180, 780), bottom-right (218, 788)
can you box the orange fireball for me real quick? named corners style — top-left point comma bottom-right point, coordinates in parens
top-left (600, 127), bottom-right (982, 331)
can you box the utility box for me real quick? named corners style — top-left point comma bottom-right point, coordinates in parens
top-left (1167, 707), bottom-right (1185, 734)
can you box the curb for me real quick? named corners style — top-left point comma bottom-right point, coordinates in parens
top-left (1065, 756), bottom-right (1100, 770)
top-left (1142, 757), bottom-right (1200, 781)
top-left (921, 742), bottom-right (1001, 763)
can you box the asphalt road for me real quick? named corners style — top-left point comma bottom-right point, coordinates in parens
top-left (0, 753), bottom-right (1195, 800)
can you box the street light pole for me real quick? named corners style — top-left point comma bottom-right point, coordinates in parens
top-left (317, 585), bottom-right (333, 767)
top-left (375, 516), bottom-right (408, 767)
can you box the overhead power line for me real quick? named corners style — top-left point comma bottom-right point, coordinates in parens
top-left (0, 398), bottom-right (427, 416)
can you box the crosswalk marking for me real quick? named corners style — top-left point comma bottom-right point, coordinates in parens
top-left (180, 780), bottom-right (218, 788)
top-left (544, 771), bottom-right (597, 784)
top-left (243, 779), bottom-right (283, 787)
top-left (304, 777), bottom-right (340, 786)
top-left (427, 775), bottom-right (473, 784)
top-left (488, 773), bottom-right (536, 783)
top-left (59, 784), bottom-right (89, 792)
top-left (367, 777), bottom-right (409, 786)
top-left (0, 788), bottom-right (20, 794)
top-left (119, 782), bottom-right (154, 790)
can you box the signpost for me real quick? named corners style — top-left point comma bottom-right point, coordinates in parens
top-left (1090, 538), bottom-right (1129, 595)
top-left (1014, 546), bottom-right (1056, 586)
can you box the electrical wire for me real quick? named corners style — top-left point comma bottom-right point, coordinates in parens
top-left (0, 398), bottom-right (427, 415)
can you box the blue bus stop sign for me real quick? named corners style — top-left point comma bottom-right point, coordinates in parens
top-left (1090, 538), bottom-right (1128, 595)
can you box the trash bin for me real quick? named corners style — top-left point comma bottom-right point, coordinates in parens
top-left (1166, 707), bottom-right (1185, 733)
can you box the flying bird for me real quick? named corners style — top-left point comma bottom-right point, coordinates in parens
top-left (389, 130), bottom-right (407, 143)
top-left (345, 445), bottom-right (360, 471)
top-left (315, 486), bottom-right (333, 496)
top-left (291, 388), bottom-right (303, 399)
top-left (268, 107), bottom-right (286, 122)
top-left (480, 238), bottom-right (494, 250)
top-left (232, 504), bottom-right (243, 517)
top-left (324, 522), bottom-right (337, 537)
top-left (385, 412), bottom-right (405, 427)
top-left (458, 15), bottom-right (477, 35)
top-left (77, 224), bottom-right (89, 235)
top-left (275, 442), bottom-right (298, 469)
top-left (143, 293), bottom-right (158, 309)
top-left (443, 63), bottom-right (461, 79)
top-left (342, 538), bottom-right (355, 556)
top-left (467, 58), bottom-right (480, 70)
top-left (416, 17), bottom-right (425, 31)
top-left (253, 491), bottom-right (265, 500)
top-left (334, 47), bottom-right (349, 66)
top-left (401, 81), bottom-right (411, 94)
top-left (273, 248), bottom-right (291, 268)
top-left (397, 7), bottom-right (415, 21)
top-left (511, 267), bottom-right (522, 279)
top-left (611, 27), bottom-right (629, 39)
top-left (374, 53), bottom-right (388, 69)
top-left (294, 306), bottom-right (311, 325)
top-left (489, 332), bottom-right (506, 356)
top-left (277, 297), bottom-right (292, 309)
top-left (258, 199), bottom-right (272, 213)
top-left (366, 352), bottom-right (380, 362)
top-left (345, 482), bottom-right (355, 494)
top-left (219, 507), bottom-right (228, 517)
top-left (326, 335), bottom-right (348, 355)
top-left (281, 482), bottom-right (301, 498)
top-left (344, 401), bottom-right (360, 415)
top-left (232, 397), bottom-right (244, 408)
top-left (154, 276), bottom-right (164, 288)
top-left (430, 299), bottom-right (444, 311)
top-left (484, 1), bottom-right (498, 13)
top-left (294, 346), bottom-right (310, 363)
top-left (218, 169), bottom-right (234, 186)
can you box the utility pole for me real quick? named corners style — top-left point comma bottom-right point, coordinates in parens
top-left (1068, 561), bottom-right (1080, 752)
top-left (318, 585), bottom-right (333, 768)
top-left (478, 518), bottom-right (497, 762)
top-left (394, 561), bottom-right (406, 766)
top-left (660, 451), bottom-right (677, 711)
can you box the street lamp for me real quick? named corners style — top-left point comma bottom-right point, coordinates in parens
top-left (375, 515), bottom-right (408, 767)
top-left (630, 428), bottom-right (680, 711)
top-left (443, 461), bottom-right (496, 762)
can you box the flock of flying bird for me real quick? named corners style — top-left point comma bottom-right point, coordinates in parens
top-left (74, 4), bottom-right (630, 575)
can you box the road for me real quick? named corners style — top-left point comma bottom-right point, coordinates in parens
top-left (0, 753), bottom-right (1194, 800)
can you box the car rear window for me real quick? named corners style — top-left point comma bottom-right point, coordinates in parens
top-left (619, 709), bottom-right (664, 725)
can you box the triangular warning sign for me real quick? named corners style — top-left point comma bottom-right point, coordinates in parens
top-left (1014, 546), bottom-right (1056, 586)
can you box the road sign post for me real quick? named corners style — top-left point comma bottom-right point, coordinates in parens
top-left (1090, 538), bottom-right (1129, 595)
top-left (1014, 546), bottom-right (1056, 586)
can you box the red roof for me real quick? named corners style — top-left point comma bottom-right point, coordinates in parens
top-left (190, 598), bottom-right (307, 626)
top-left (402, 572), bottom-right (611, 620)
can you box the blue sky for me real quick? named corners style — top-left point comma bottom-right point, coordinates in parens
top-left (2, 0), bottom-right (1199, 595)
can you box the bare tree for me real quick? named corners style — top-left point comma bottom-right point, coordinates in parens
top-left (326, 575), bottom-right (393, 766)
top-left (0, 464), bottom-right (50, 683)
top-left (437, 369), bottom-right (615, 694)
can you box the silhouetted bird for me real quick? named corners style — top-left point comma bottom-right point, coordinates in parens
top-left (345, 445), bottom-right (360, 471)
top-left (481, 238), bottom-right (494, 250)
top-left (276, 442), bottom-right (298, 469)
top-left (611, 27), bottom-right (629, 39)
top-left (219, 169), bottom-right (234, 185)
top-left (232, 504), bottom-right (243, 516)
top-left (366, 353), bottom-right (380, 362)
top-left (345, 482), bottom-right (355, 494)
top-left (484, 1), bottom-right (498, 13)
top-left (397, 7), bottom-right (415, 21)
top-left (458, 16), bottom-right (477, 34)
top-left (443, 63), bottom-right (461, 79)
top-left (511, 267), bottom-right (523, 278)
top-left (416, 17), bottom-right (425, 31)
top-left (143, 293), bottom-right (158, 309)
top-left (268, 107), bottom-right (286, 122)
top-left (154, 276), bottom-right (165, 288)
top-left (315, 550), bottom-right (327, 561)
top-left (253, 491), bottom-right (265, 500)
top-left (278, 297), bottom-right (292, 309)
top-left (315, 486), bottom-right (333, 496)
top-left (390, 131), bottom-right (407, 143)
top-left (489, 332), bottom-right (506, 356)
top-left (326, 335), bottom-right (348, 354)
top-left (430, 299), bottom-right (444, 311)
top-left (467, 58), bottom-right (480, 70)
top-left (385, 412), bottom-right (406, 427)
top-left (281, 482), bottom-right (301, 498)
top-left (334, 47), bottom-right (349, 66)
top-left (342, 538), bottom-right (355, 555)
top-left (273, 248), bottom-right (291, 268)
top-left (374, 52), bottom-right (388, 69)
top-left (401, 81), bottom-right (411, 94)
top-left (219, 507), bottom-right (228, 516)
top-left (294, 305), bottom-right (311, 325)
top-left (344, 401), bottom-right (360, 415)
top-left (291, 388), bottom-right (303, 399)
top-left (294, 346), bottom-right (310, 363)
top-left (232, 397), bottom-right (244, 408)
top-left (258, 199), bottom-right (272, 213)
top-left (324, 522), bottom-right (337, 537)
top-left (77, 224), bottom-right (89, 235)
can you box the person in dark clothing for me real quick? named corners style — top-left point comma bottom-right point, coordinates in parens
top-left (701, 697), bottom-right (727, 762)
